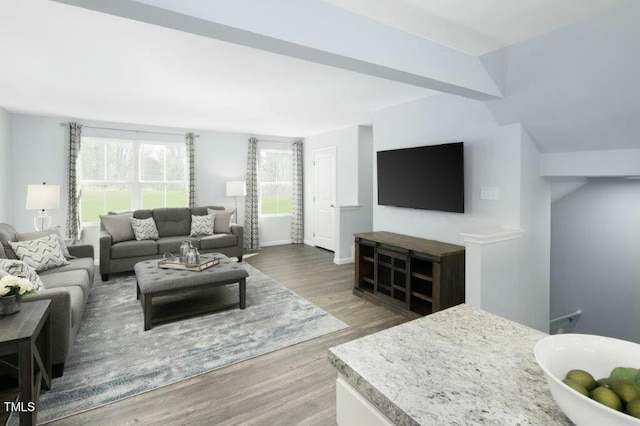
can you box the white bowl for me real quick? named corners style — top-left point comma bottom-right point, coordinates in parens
top-left (534, 334), bottom-right (640, 426)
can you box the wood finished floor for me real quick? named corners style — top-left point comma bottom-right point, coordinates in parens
top-left (49, 245), bottom-right (409, 426)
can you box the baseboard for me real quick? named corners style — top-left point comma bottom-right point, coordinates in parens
top-left (261, 239), bottom-right (292, 247)
top-left (304, 240), bottom-right (314, 247)
top-left (333, 256), bottom-right (355, 265)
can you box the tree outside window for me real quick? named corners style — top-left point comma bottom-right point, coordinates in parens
top-left (259, 149), bottom-right (292, 216)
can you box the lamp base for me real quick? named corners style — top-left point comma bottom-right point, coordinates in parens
top-left (34, 210), bottom-right (52, 231)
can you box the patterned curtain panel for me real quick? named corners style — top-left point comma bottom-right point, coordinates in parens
top-left (291, 140), bottom-right (304, 243)
top-left (66, 122), bottom-right (82, 242)
top-left (244, 137), bottom-right (259, 250)
top-left (185, 132), bottom-right (196, 208)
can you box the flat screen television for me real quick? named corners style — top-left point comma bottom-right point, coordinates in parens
top-left (377, 142), bottom-right (464, 213)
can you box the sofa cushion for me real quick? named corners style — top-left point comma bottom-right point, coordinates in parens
top-left (39, 257), bottom-right (95, 284)
top-left (152, 208), bottom-right (191, 237)
top-left (0, 259), bottom-right (45, 291)
top-left (9, 235), bottom-right (70, 272)
top-left (191, 206), bottom-right (224, 216)
top-left (130, 217), bottom-right (159, 241)
top-left (0, 223), bottom-right (18, 259)
top-left (111, 240), bottom-right (158, 259)
top-left (100, 213), bottom-right (135, 243)
top-left (199, 234), bottom-right (238, 250)
top-left (57, 286), bottom-right (84, 329)
top-left (39, 270), bottom-right (91, 301)
top-left (157, 236), bottom-right (199, 254)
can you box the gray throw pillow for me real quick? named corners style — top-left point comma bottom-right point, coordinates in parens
top-left (8, 234), bottom-right (69, 272)
top-left (100, 213), bottom-right (135, 243)
top-left (208, 208), bottom-right (235, 234)
top-left (130, 217), bottom-right (159, 241)
top-left (17, 226), bottom-right (74, 259)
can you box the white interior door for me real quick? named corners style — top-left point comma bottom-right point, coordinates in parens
top-left (313, 147), bottom-right (336, 251)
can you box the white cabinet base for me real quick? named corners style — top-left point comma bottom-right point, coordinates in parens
top-left (336, 374), bottom-right (393, 426)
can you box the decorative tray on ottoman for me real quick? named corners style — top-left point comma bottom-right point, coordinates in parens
top-left (158, 254), bottom-right (220, 272)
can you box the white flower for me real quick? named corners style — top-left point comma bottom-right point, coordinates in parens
top-left (0, 275), bottom-right (34, 296)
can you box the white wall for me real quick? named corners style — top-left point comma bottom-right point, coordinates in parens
top-left (373, 94), bottom-right (522, 246)
top-left (8, 112), bottom-right (293, 251)
top-left (0, 107), bottom-right (12, 223)
top-left (550, 179), bottom-right (640, 343)
top-left (303, 125), bottom-right (360, 245)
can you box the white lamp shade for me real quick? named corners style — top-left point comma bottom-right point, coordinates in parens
top-left (26, 184), bottom-right (60, 210)
top-left (226, 181), bottom-right (246, 197)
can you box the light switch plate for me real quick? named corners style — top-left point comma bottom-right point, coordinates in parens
top-left (481, 186), bottom-right (500, 201)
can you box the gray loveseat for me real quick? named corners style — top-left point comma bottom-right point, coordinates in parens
top-left (0, 223), bottom-right (95, 376)
top-left (100, 206), bottom-right (243, 281)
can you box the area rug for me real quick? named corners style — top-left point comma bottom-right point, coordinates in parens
top-left (25, 263), bottom-right (347, 424)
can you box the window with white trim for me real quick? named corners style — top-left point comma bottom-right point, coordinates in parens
top-left (258, 149), bottom-right (292, 216)
top-left (79, 137), bottom-right (188, 223)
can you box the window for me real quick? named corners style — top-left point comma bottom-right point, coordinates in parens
top-left (259, 149), bottom-right (292, 216)
top-left (79, 137), bottom-right (188, 223)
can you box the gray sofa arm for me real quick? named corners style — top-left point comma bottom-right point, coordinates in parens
top-left (23, 289), bottom-right (72, 365)
top-left (99, 231), bottom-right (112, 278)
top-left (231, 224), bottom-right (244, 260)
top-left (68, 244), bottom-right (94, 259)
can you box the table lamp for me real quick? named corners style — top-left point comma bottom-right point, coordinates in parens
top-left (226, 181), bottom-right (246, 222)
top-left (26, 182), bottom-right (60, 231)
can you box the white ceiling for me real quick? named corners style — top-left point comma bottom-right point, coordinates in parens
top-left (323, 0), bottom-right (627, 55)
top-left (0, 0), bottom-right (627, 137)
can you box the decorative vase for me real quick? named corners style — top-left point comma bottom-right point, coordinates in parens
top-left (0, 295), bottom-right (21, 315)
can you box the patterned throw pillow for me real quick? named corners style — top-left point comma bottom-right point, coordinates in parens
top-left (190, 215), bottom-right (214, 237)
top-left (8, 234), bottom-right (70, 272)
top-left (130, 217), bottom-right (160, 241)
top-left (0, 259), bottom-right (46, 291)
top-left (16, 226), bottom-right (75, 259)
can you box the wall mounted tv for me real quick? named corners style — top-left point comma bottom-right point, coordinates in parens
top-left (377, 142), bottom-right (464, 213)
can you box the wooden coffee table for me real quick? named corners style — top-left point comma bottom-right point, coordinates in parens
top-left (134, 255), bottom-right (249, 330)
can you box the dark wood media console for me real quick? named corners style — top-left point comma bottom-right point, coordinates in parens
top-left (354, 231), bottom-right (465, 318)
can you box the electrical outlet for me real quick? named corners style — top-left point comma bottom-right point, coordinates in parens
top-left (481, 186), bottom-right (500, 201)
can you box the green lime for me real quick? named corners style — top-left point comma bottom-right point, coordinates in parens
top-left (609, 367), bottom-right (639, 388)
top-left (596, 378), bottom-right (609, 388)
top-left (612, 380), bottom-right (640, 404)
top-left (626, 399), bottom-right (640, 418)
top-left (567, 369), bottom-right (597, 391)
top-left (590, 386), bottom-right (622, 411)
top-left (563, 378), bottom-right (589, 396)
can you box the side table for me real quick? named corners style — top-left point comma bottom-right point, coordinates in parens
top-left (0, 300), bottom-right (51, 426)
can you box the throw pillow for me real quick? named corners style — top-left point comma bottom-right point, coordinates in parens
top-left (8, 234), bottom-right (70, 272)
top-left (17, 226), bottom-right (75, 259)
top-left (100, 213), bottom-right (135, 243)
top-left (190, 215), bottom-right (214, 237)
top-left (208, 208), bottom-right (235, 234)
top-left (0, 259), bottom-right (46, 291)
top-left (130, 217), bottom-right (159, 241)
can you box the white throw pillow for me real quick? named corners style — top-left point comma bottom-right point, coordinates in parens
top-left (130, 217), bottom-right (160, 241)
top-left (0, 259), bottom-right (46, 291)
top-left (8, 234), bottom-right (70, 272)
top-left (190, 215), bottom-right (214, 237)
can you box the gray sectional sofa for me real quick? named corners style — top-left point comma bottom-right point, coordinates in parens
top-left (0, 223), bottom-right (95, 376)
top-left (100, 206), bottom-right (243, 281)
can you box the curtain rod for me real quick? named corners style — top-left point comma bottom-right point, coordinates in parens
top-left (59, 122), bottom-right (200, 138)
top-left (258, 138), bottom-right (298, 144)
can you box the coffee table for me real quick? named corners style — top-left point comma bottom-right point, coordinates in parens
top-left (134, 254), bottom-right (249, 331)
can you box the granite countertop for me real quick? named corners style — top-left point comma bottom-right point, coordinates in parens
top-left (328, 304), bottom-right (571, 425)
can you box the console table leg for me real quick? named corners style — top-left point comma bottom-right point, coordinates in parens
top-left (239, 278), bottom-right (246, 309)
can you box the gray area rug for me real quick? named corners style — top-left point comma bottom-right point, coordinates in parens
top-left (30, 263), bottom-right (347, 424)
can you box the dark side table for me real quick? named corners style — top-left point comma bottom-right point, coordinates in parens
top-left (0, 300), bottom-right (51, 426)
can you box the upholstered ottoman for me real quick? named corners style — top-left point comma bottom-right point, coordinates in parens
top-left (134, 254), bottom-right (249, 330)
